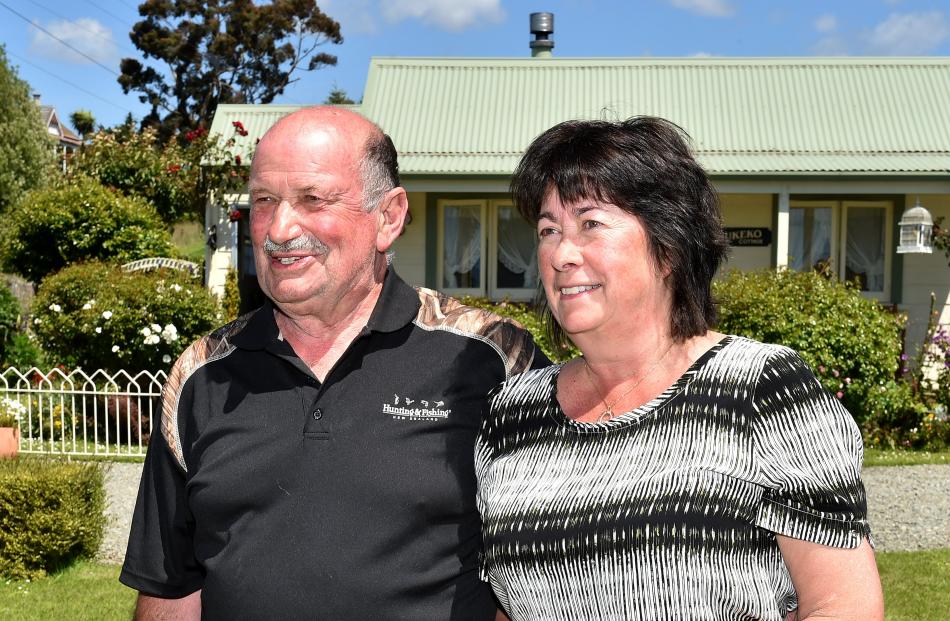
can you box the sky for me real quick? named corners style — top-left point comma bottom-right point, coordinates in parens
top-left (1, 0), bottom-right (948, 130)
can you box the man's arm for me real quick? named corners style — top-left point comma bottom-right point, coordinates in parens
top-left (133, 590), bottom-right (201, 621)
top-left (777, 536), bottom-right (883, 621)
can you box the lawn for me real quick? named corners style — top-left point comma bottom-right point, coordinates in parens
top-left (877, 548), bottom-right (950, 621)
top-left (864, 448), bottom-right (950, 466)
top-left (1, 550), bottom-right (947, 620)
top-left (0, 562), bottom-right (134, 621)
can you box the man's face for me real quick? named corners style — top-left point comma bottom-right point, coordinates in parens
top-left (248, 123), bottom-right (381, 317)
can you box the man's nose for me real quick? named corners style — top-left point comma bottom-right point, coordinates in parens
top-left (266, 199), bottom-right (302, 243)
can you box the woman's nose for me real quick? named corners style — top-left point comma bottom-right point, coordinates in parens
top-left (550, 235), bottom-right (582, 271)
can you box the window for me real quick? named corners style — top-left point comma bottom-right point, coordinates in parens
top-left (437, 199), bottom-right (537, 300)
top-left (789, 200), bottom-right (892, 300)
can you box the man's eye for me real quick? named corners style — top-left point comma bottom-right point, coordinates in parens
top-left (253, 196), bottom-right (274, 206)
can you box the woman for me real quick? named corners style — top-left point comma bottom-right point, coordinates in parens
top-left (475, 117), bottom-right (883, 621)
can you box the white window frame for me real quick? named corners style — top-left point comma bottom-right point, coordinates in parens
top-left (436, 199), bottom-right (537, 301)
top-left (789, 200), bottom-right (892, 301)
top-left (839, 200), bottom-right (892, 302)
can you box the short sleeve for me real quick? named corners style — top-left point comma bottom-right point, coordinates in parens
top-left (751, 346), bottom-right (872, 548)
top-left (119, 388), bottom-right (203, 597)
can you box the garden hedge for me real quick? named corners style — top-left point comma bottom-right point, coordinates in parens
top-left (0, 459), bottom-right (105, 579)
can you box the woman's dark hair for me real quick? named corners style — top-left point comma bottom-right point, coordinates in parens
top-left (510, 116), bottom-right (729, 346)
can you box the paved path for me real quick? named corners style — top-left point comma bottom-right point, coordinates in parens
top-left (98, 462), bottom-right (950, 563)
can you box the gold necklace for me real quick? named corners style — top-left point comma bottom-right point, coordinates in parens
top-left (582, 343), bottom-right (675, 422)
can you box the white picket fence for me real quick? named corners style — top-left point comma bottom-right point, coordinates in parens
top-left (1, 367), bottom-right (166, 458)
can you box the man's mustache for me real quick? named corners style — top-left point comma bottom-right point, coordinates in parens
top-left (263, 235), bottom-right (329, 256)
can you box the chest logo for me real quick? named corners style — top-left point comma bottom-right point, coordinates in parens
top-left (383, 394), bottom-right (451, 421)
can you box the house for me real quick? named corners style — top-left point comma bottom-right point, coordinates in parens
top-left (205, 55), bottom-right (950, 350)
top-left (35, 94), bottom-right (82, 172)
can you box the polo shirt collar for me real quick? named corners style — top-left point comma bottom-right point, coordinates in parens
top-left (365, 268), bottom-right (421, 334)
top-left (229, 268), bottom-right (420, 351)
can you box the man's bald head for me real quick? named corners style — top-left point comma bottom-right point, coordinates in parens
top-left (253, 106), bottom-right (399, 211)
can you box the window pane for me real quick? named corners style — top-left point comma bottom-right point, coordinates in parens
top-left (442, 205), bottom-right (481, 288)
top-left (790, 207), bottom-right (832, 273)
top-left (845, 208), bottom-right (885, 292)
top-left (495, 206), bottom-right (537, 289)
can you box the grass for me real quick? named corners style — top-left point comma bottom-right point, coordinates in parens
top-left (878, 548), bottom-right (950, 621)
top-left (0, 561), bottom-right (135, 621)
top-left (864, 448), bottom-right (950, 466)
top-left (1, 550), bottom-right (946, 620)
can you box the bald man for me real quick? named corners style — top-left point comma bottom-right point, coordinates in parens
top-left (120, 107), bottom-right (547, 620)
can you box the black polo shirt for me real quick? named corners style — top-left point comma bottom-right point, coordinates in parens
top-left (120, 270), bottom-right (547, 620)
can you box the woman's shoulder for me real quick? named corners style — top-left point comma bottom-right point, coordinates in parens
top-left (710, 335), bottom-right (805, 369)
top-left (491, 364), bottom-right (561, 405)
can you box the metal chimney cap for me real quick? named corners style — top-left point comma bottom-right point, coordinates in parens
top-left (530, 12), bottom-right (554, 36)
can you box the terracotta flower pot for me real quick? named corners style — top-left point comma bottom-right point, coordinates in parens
top-left (0, 426), bottom-right (19, 459)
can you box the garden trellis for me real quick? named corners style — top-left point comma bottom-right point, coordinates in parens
top-left (0, 367), bottom-right (166, 458)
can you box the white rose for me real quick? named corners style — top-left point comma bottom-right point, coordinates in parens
top-left (95, 327), bottom-right (102, 334)
top-left (102, 311), bottom-right (113, 320)
top-left (111, 345), bottom-right (120, 353)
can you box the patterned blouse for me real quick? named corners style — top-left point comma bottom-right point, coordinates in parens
top-left (475, 336), bottom-right (872, 621)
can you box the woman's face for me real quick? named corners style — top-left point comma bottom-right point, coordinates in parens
top-left (537, 191), bottom-right (670, 342)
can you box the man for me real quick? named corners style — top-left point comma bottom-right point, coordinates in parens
top-left (120, 106), bottom-right (547, 619)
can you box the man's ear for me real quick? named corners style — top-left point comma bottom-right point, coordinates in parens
top-left (376, 187), bottom-right (409, 252)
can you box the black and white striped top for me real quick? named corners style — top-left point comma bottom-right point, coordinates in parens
top-left (475, 336), bottom-right (872, 621)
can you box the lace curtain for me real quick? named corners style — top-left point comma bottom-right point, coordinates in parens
top-left (845, 208), bottom-right (885, 292)
top-left (442, 207), bottom-right (481, 287)
top-left (496, 214), bottom-right (537, 287)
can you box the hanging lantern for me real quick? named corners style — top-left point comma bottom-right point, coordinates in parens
top-left (896, 197), bottom-right (934, 254)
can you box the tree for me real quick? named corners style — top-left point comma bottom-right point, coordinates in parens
top-left (69, 109), bottom-right (97, 140)
top-left (119, 0), bottom-right (342, 141)
top-left (324, 85), bottom-right (355, 105)
top-left (0, 45), bottom-right (53, 212)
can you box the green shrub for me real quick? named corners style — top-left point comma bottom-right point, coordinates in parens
top-left (0, 177), bottom-right (174, 283)
top-left (2, 332), bottom-right (46, 370)
top-left (222, 268), bottom-right (241, 323)
top-left (70, 125), bottom-right (247, 222)
top-left (0, 283), bottom-right (20, 363)
top-left (713, 268), bottom-right (907, 425)
top-left (460, 297), bottom-right (579, 363)
top-left (31, 262), bottom-right (220, 372)
top-left (0, 459), bottom-right (105, 579)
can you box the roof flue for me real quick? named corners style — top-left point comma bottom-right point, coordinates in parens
top-left (529, 12), bottom-right (554, 58)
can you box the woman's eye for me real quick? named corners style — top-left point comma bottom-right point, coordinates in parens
top-left (582, 219), bottom-right (602, 230)
top-left (538, 227), bottom-right (558, 238)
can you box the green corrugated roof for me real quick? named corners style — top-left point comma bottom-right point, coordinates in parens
top-left (208, 57), bottom-right (950, 176)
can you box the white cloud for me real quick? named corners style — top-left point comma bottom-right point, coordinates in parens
top-left (814, 14), bottom-right (837, 33)
top-left (668, 0), bottom-right (734, 18)
top-left (691, 51), bottom-right (713, 57)
top-left (382, 0), bottom-right (504, 31)
top-left (29, 18), bottom-right (116, 64)
top-left (321, 0), bottom-right (379, 35)
top-left (811, 35), bottom-right (849, 56)
top-left (865, 12), bottom-right (949, 55)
